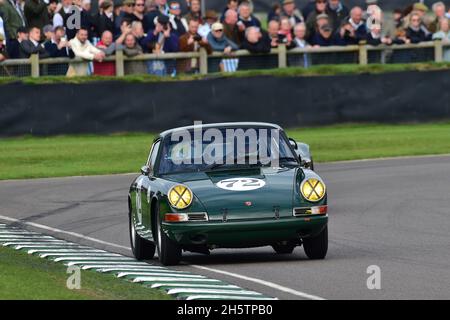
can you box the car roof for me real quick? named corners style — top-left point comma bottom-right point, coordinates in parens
top-left (159, 122), bottom-right (283, 138)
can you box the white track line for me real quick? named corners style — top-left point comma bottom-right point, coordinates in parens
top-left (191, 265), bottom-right (325, 300)
top-left (0, 215), bottom-right (324, 300)
top-left (0, 215), bottom-right (131, 251)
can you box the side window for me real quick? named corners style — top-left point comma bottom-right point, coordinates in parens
top-left (147, 141), bottom-right (160, 171)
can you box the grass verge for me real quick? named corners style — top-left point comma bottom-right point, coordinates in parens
top-left (0, 246), bottom-right (171, 300)
top-left (0, 62), bottom-right (449, 85)
top-left (1, 122), bottom-right (450, 180)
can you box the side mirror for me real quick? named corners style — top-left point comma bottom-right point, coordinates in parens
top-left (288, 138), bottom-right (298, 150)
top-left (140, 165), bottom-right (150, 176)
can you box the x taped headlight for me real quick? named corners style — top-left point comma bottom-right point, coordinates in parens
top-left (301, 178), bottom-right (326, 202)
top-left (168, 185), bottom-right (193, 209)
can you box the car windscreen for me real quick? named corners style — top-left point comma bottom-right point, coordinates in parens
top-left (157, 127), bottom-right (297, 175)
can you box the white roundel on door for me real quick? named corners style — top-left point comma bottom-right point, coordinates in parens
top-left (216, 178), bottom-right (266, 191)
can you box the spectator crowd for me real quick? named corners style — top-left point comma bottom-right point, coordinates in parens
top-left (0, 0), bottom-right (450, 75)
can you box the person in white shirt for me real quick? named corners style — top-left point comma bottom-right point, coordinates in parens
top-left (67, 27), bottom-right (105, 76)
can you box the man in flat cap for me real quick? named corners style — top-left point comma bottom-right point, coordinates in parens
top-left (305, 0), bottom-right (333, 39)
top-left (281, 0), bottom-right (304, 26)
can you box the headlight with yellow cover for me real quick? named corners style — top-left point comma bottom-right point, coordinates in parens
top-left (301, 178), bottom-right (326, 202)
top-left (168, 185), bottom-right (193, 209)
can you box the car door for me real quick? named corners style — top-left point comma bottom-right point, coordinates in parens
top-left (137, 140), bottom-right (160, 240)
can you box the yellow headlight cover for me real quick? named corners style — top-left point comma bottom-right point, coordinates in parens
top-left (301, 178), bottom-right (326, 202)
top-left (168, 185), bottom-right (193, 209)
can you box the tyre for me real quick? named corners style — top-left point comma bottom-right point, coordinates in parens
top-left (303, 226), bottom-right (328, 259)
top-left (155, 202), bottom-right (182, 266)
top-left (129, 209), bottom-right (156, 260)
top-left (272, 242), bottom-right (296, 254)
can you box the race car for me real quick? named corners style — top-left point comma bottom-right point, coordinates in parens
top-left (128, 122), bottom-right (328, 265)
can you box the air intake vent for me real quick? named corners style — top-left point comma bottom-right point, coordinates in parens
top-left (187, 212), bottom-right (209, 221)
top-left (293, 207), bottom-right (311, 216)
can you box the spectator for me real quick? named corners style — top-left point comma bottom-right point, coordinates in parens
top-left (67, 27), bottom-right (105, 76)
top-left (198, 9), bottom-right (217, 38)
top-left (94, 30), bottom-right (116, 75)
top-left (95, 0), bottom-right (115, 38)
top-left (168, 1), bottom-right (187, 36)
top-left (223, 9), bottom-right (241, 46)
top-left (267, 19), bottom-right (280, 48)
top-left (290, 22), bottom-right (310, 67)
top-left (429, 2), bottom-right (446, 33)
top-left (0, 0), bottom-right (26, 50)
top-left (142, 14), bottom-right (178, 53)
top-left (144, 0), bottom-right (169, 31)
top-left (306, 0), bottom-right (333, 38)
top-left (24, 0), bottom-right (50, 34)
top-left (302, 0), bottom-right (316, 20)
top-left (132, 0), bottom-right (147, 30)
top-left (241, 26), bottom-right (271, 54)
top-left (130, 20), bottom-right (145, 48)
top-left (178, 18), bottom-right (211, 73)
top-left (406, 12), bottom-right (431, 43)
top-left (237, 1), bottom-right (261, 31)
top-left (327, 0), bottom-right (349, 31)
top-left (122, 33), bottom-right (147, 74)
top-left (147, 41), bottom-right (167, 76)
top-left (292, 22), bottom-right (309, 49)
top-left (42, 24), bottom-right (53, 43)
top-left (311, 23), bottom-right (344, 46)
top-left (53, 0), bottom-right (77, 39)
top-left (121, 0), bottom-right (136, 22)
top-left (47, 0), bottom-right (58, 22)
top-left (184, 0), bottom-right (201, 23)
top-left (278, 16), bottom-right (293, 47)
top-left (19, 26), bottom-right (49, 58)
top-left (207, 22), bottom-right (238, 53)
top-left (0, 33), bottom-right (7, 61)
top-left (7, 26), bottom-right (28, 58)
top-left (340, 6), bottom-right (367, 45)
top-left (221, 0), bottom-right (238, 22)
top-left (281, 0), bottom-right (304, 26)
top-left (0, 7), bottom-right (7, 43)
top-left (307, 12), bottom-right (329, 41)
top-left (366, 23), bottom-right (392, 46)
top-left (432, 18), bottom-right (450, 61)
top-left (44, 25), bottom-right (70, 57)
top-left (267, 3), bottom-right (281, 23)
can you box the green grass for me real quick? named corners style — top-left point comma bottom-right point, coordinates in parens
top-left (0, 246), bottom-right (171, 299)
top-left (1, 123), bottom-right (450, 180)
top-left (0, 62), bottom-right (450, 85)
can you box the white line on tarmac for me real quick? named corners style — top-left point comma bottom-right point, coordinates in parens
top-left (191, 264), bottom-right (326, 300)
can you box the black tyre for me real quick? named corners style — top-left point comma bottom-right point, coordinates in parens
top-left (129, 209), bottom-right (156, 260)
top-left (303, 226), bottom-right (328, 259)
top-left (155, 203), bottom-right (182, 266)
top-left (272, 242), bottom-right (296, 254)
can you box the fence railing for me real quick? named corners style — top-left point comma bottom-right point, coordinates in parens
top-left (0, 41), bottom-right (448, 78)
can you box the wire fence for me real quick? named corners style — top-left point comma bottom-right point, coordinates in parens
top-left (0, 41), bottom-right (448, 78)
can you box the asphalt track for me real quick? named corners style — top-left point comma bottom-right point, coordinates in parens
top-left (1, 155), bottom-right (449, 300)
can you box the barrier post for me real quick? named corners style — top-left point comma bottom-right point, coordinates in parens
top-left (358, 44), bottom-right (368, 65)
top-left (199, 48), bottom-right (208, 75)
top-left (278, 44), bottom-right (287, 68)
top-left (30, 54), bottom-right (40, 77)
top-left (434, 40), bottom-right (443, 63)
top-left (115, 49), bottom-right (125, 77)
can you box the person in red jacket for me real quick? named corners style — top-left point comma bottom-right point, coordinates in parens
top-left (93, 30), bottom-right (116, 76)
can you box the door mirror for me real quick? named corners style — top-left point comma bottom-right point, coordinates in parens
top-left (288, 138), bottom-right (298, 150)
top-left (140, 165), bottom-right (150, 176)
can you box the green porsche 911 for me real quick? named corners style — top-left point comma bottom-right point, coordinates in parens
top-left (128, 122), bottom-right (328, 265)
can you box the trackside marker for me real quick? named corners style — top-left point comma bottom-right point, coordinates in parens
top-left (133, 277), bottom-right (222, 283)
top-left (151, 283), bottom-right (240, 289)
top-left (167, 288), bottom-right (264, 296)
top-left (185, 295), bottom-right (277, 301)
top-left (117, 272), bottom-right (204, 279)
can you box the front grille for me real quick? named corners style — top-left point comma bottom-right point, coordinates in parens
top-left (187, 212), bottom-right (209, 221)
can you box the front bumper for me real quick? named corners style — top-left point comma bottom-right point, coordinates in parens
top-left (162, 214), bottom-right (328, 247)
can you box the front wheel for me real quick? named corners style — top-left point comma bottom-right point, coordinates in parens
top-left (129, 210), bottom-right (156, 260)
top-left (155, 203), bottom-right (182, 266)
top-left (303, 226), bottom-right (328, 259)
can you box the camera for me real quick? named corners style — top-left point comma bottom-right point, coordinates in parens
top-left (193, 35), bottom-right (202, 41)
